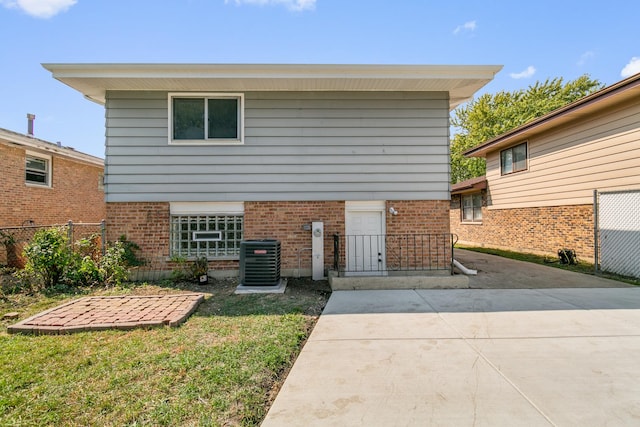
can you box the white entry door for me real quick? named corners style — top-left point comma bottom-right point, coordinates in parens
top-left (345, 204), bottom-right (385, 274)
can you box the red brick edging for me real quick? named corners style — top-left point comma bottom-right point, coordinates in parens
top-left (7, 294), bottom-right (204, 335)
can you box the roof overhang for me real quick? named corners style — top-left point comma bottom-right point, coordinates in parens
top-left (42, 63), bottom-right (502, 110)
top-left (451, 176), bottom-right (487, 195)
top-left (0, 128), bottom-right (104, 166)
top-left (464, 72), bottom-right (640, 158)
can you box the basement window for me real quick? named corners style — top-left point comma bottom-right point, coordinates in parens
top-left (169, 93), bottom-right (244, 144)
top-left (25, 153), bottom-right (51, 187)
top-left (170, 202), bottom-right (245, 259)
top-left (171, 215), bottom-right (243, 258)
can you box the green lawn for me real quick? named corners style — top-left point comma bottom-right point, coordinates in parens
top-left (0, 279), bottom-right (329, 426)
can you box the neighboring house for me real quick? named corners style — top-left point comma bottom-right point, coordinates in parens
top-left (0, 125), bottom-right (105, 227)
top-left (44, 63), bottom-right (501, 277)
top-left (451, 72), bottom-right (640, 262)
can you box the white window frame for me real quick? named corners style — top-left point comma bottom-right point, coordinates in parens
top-left (461, 193), bottom-right (483, 223)
top-left (192, 231), bottom-right (222, 242)
top-left (168, 92), bottom-right (244, 145)
top-left (25, 151), bottom-right (52, 187)
top-left (169, 202), bottom-right (244, 259)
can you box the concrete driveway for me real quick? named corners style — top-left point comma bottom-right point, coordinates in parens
top-left (263, 259), bottom-right (639, 426)
top-left (455, 249), bottom-right (629, 289)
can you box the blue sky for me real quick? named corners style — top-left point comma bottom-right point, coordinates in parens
top-left (1, 0), bottom-right (639, 158)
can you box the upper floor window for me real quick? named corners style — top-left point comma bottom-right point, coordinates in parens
top-left (169, 93), bottom-right (244, 144)
top-left (462, 193), bottom-right (483, 223)
top-left (500, 142), bottom-right (528, 175)
top-left (25, 153), bottom-right (51, 187)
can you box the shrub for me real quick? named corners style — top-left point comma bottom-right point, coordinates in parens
top-left (118, 235), bottom-right (144, 267)
top-left (20, 227), bottom-right (74, 289)
top-left (100, 241), bottom-right (128, 286)
top-left (16, 227), bottom-right (130, 290)
top-left (169, 255), bottom-right (190, 282)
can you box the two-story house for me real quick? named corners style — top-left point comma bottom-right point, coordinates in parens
top-left (451, 72), bottom-right (640, 267)
top-left (44, 63), bottom-right (501, 278)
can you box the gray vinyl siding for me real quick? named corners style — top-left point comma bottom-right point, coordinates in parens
top-left (104, 91), bottom-right (450, 202)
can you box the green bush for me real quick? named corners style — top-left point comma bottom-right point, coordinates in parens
top-left (16, 227), bottom-right (130, 290)
top-left (168, 255), bottom-right (190, 282)
top-left (20, 227), bottom-right (74, 289)
top-left (100, 241), bottom-right (128, 286)
top-left (118, 235), bottom-right (144, 267)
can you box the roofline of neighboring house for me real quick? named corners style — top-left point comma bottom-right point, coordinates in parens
top-left (0, 127), bottom-right (104, 167)
top-left (464, 72), bottom-right (640, 158)
top-left (451, 176), bottom-right (487, 195)
top-left (41, 63), bottom-right (503, 111)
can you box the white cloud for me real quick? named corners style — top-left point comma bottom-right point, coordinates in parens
top-left (0, 0), bottom-right (76, 18)
top-left (453, 20), bottom-right (476, 35)
top-left (225, 0), bottom-right (316, 11)
top-left (509, 66), bottom-right (536, 79)
top-left (577, 51), bottom-right (595, 66)
top-left (621, 57), bottom-right (640, 78)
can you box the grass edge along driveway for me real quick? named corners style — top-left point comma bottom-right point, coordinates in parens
top-left (0, 279), bottom-right (329, 426)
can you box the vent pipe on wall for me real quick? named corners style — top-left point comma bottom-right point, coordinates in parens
top-left (27, 113), bottom-right (35, 136)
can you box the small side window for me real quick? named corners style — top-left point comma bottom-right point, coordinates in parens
top-left (26, 153), bottom-right (51, 187)
top-left (500, 142), bottom-right (528, 175)
top-left (461, 193), bottom-right (482, 223)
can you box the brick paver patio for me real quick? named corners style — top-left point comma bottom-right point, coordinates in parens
top-left (8, 294), bottom-right (205, 335)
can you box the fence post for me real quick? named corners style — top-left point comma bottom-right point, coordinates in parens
top-left (593, 190), bottom-right (599, 273)
top-left (67, 220), bottom-right (73, 247)
top-left (101, 219), bottom-right (106, 256)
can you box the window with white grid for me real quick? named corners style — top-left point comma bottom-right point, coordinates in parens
top-left (170, 214), bottom-right (244, 258)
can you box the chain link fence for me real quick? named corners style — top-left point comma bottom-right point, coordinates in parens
top-left (595, 189), bottom-right (640, 278)
top-left (0, 221), bottom-right (105, 268)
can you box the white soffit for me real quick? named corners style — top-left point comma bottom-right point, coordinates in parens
top-left (42, 63), bottom-right (502, 110)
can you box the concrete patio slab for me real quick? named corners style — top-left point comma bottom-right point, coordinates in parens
top-left (262, 288), bottom-right (640, 426)
top-left (266, 338), bottom-right (553, 426)
top-left (472, 336), bottom-right (640, 425)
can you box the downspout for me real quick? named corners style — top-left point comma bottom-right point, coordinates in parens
top-left (594, 189), bottom-right (599, 273)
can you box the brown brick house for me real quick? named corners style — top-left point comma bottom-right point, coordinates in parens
top-left (0, 126), bottom-right (105, 227)
top-left (451, 72), bottom-right (640, 263)
top-left (44, 63), bottom-right (501, 278)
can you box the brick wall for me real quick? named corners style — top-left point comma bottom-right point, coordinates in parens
top-left (106, 201), bottom-right (346, 274)
top-left (244, 201), bottom-right (344, 272)
top-left (385, 200), bottom-right (450, 235)
top-left (107, 200), bottom-right (452, 276)
top-left (106, 202), bottom-right (170, 259)
top-left (385, 200), bottom-right (452, 270)
top-left (0, 143), bottom-right (105, 227)
top-left (450, 193), bottom-right (595, 261)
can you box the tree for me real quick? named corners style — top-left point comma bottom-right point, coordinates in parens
top-left (450, 75), bottom-right (603, 184)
